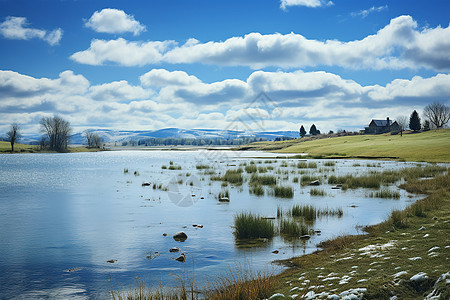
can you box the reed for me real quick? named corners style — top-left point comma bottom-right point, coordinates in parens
top-left (273, 185), bottom-right (294, 198)
top-left (324, 161), bottom-right (336, 167)
top-left (223, 169), bottom-right (243, 185)
top-left (249, 184), bottom-right (264, 196)
top-left (310, 188), bottom-right (325, 196)
top-left (168, 165), bottom-right (182, 170)
top-left (257, 166), bottom-right (268, 173)
top-left (290, 204), bottom-right (343, 221)
top-left (300, 175), bottom-right (320, 186)
top-left (245, 165), bottom-right (257, 173)
top-left (371, 188), bottom-right (400, 199)
top-left (233, 212), bottom-right (275, 239)
top-left (279, 219), bottom-right (309, 236)
top-left (297, 161), bottom-right (317, 169)
top-left (218, 189), bottom-right (230, 199)
top-left (196, 164), bottom-right (210, 169)
top-left (250, 174), bottom-right (277, 185)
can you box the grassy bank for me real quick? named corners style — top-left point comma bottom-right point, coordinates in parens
top-left (239, 129), bottom-right (450, 163)
top-left (269, 172), bottom-right (450, 299)
top-left (0, 141), bottom-right (102, 153)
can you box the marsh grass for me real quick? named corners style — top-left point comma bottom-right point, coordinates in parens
top-left (390, 209), bottom-right (408, 229)
top-left (234, 212), bottom-right (275, 239)
top-left (204, 267), bottom-right (276, 300)
top-left (161, 165), bottom-right (167, 169)
top-left (289, 204), bottom-right (343, 221)
top-left (257, 166), bottom-right (268, 173)
top-left (245, 165), bottom-right (257, 173)
top-left (297, 161), bottom-right (318, 169)
top-left (168, 165), bottom-right (182, 170)
top-left (196, 164), bottom-right (210, 169)
top-left (273, 185), bottom-right (294, 198)
top-left (250, 174), bottom-right (277, 185)
top-left (370, 188), bottom-right (400, 199)
top-left (324, 161), bottom-right (336, 167)
top-left (249, 184), bottom-right (264, 196)
top-left (223, 169), bottom-right (243, 185)
top-left (300, 175), bottom-right (320, 186)
top-left (310, 188), bottom-right (325, 196)
top-left (279, 219), bottom-right (309, 237)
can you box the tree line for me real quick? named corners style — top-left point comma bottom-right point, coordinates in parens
top-left (125, 136), bottom-right (267, 147)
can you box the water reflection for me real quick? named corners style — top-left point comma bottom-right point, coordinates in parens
top-left (0, 151), bottom-right (425, 298)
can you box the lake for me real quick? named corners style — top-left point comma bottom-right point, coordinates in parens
top-left (0, 150), bottom-right (423, 298)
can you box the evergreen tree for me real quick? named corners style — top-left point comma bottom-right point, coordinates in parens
top-left (409, 110), bottom-right (421, 132)
top-left (309, 124), bottom-right (319, 135)
top-left (423, 120), bottom-right (430, 131)
top-left (299, 125), bottom-right (306, 138)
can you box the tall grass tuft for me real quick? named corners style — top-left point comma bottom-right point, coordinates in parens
top-left (273, 185), bottom-right (294, 198)
top-left (390, 209), bottom-right (408, 229)
top-left (371, 188), bottom-right (400, 199)
top-left (297, 161), bottom-right (318, 169)
top-left (279, 219), bottom-right (309, 236)
top-left (234, 212), bottom-right (275, 239)
top-left (250, 174), bottom-right (277, 185)
top-left (223, 169), bottom-right (243, 185)
top-left (249, 184), bottom-right (264, 196)
top-left (196, 164), bottom-right (210, 169)
top-left (245, 165), bottom-right (257, 173)
top-left (290, 204), bottom-right (343, 221)
top-left (324, 161), bottom-right (336, 167)
top-left (300, 175), bottom-right (320, 186)
top-left (310, 188), bottom-right (325, 196)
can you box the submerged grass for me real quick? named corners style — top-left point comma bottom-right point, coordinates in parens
top-left (370, 188), bottom-right (401, 199)
top-left (310, 188), bottom-right (326, 196)
top-left (288, 204), bottom-right (343, 221)
top-left (234, 212), bottom-right (275, 239)
top-left (249, 184), bottom-right (264, 196)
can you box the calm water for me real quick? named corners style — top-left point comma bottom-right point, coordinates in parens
top-left (0, 150), bottom-right (422, 298)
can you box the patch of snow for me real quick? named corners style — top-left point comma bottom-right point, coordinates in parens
top-left (418, 226), bottom-right (426, 230)
top-left (290, 294), bottom-right (298, 299)
top-left (367, 268), bottom-right (376, 272)
top-left (304, 291), bottom-right (316, 299)
top-left (351, 266), bottom-right (358, 269)
top-left (428, 246), bottom-right (440, 252)
top-left (423, 234), bottom-right (430, 238)
top-left (408, 257), bottom-right (422, 261)
top-left (428, 252), bottom-right (438, 257)
top-left (357, 279), bottom-right (368, 282)
top-left (393, 271), bottom-right (408, 277)
top-left (401, 247), bottom-right (408, 250)
top-left (410, 272), bottom-right (428, 282)
top-left (268, 293), bottom-right (285, 299)
top-left (328, 295), bottom-right (339, 300)
top-left (335, 256), bottom-right (354, 261)
top-left (290, 287), bottom-right (299, 292)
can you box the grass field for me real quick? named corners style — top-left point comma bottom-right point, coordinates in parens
top-left (0, 141), bottom-right (101, 153)
top-left (239, 129), bottom-right (450, 163)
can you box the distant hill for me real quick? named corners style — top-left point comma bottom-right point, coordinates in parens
top-left (18, 128), bottom-right (300, 145)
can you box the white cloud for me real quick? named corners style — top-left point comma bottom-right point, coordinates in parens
top-left (280, 0), bottom-right (333, 10)
top-left (351, 5), bottom-right (388, 18)
top-left (0, 16), bottom-right (63, 45)
top-left (85, 8), bottom-right (146, 36)
top-left (70, 38), bottom-right (175, 66)
top-left (140, 69), bottom-right (201, 88)
top-left (89, 80), bottom-right (151, 101)
top-left (71, 16), bottom-right (450, 71)
top-left (1, 69), bottom-right (449, 135)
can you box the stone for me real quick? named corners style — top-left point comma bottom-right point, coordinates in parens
top-left (141, 182), bottom-right (151, 186)
top-left (170, 247), bottom-right (180, 253)
top-left (175, 253), bottom-right (186, 262)
top-left (173, 231), bottom-right (188, 242)
top-left (309, 180), bottom-right (320, 186)
top-left (272, 250), bottom-right (279, 254)
top-left (107, 259), bottom-right (117, 263)
top-left (219, 197), bottom-right (230, 202)
top-left (300, 235), bottom-right (311, 240)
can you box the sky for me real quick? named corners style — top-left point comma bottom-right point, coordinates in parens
top-left (1, 0), bottom-right (449, 135)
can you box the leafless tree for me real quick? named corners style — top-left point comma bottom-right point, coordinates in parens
top-left (6, 123), bottom-right (20, 152)
top-left (40, 116), bottom-right (72, 152)
top-left (423, 102), bottom-right (450, 129)
top-left (396, 116), bottom-right (408, 131)
top-left (84, 130), bottom-right (102, 148)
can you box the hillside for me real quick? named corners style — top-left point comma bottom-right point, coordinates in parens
top-left (239, 129), bottom-right (450, 163)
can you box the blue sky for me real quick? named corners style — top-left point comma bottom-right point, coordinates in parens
top-left (1, 0), bottom-right (449, 135)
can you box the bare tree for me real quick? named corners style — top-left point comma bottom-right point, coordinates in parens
top-left (40, 116), bottom-right (72, 152)
top-left (396, 116), bottom-right (408, 131)
top-left (423, 102), bottom-right (450, 129)
top-left (84, 130), bottom-right (102, 148)
top-left (6, 123), bottom-right (21, 152)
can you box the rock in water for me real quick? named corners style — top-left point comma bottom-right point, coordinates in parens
top-left (169, 247), bottom-right (180, 253)
top-left (175, 253), bottom-right (186, 262)
top-left (309, 180), bottom-right (320, 186)
top-left (173, 231), bottom-right (188, 242)
top-left (219, 197), bottom-right (230, 202)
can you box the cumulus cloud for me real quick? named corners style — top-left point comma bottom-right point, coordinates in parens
top-left (0, 16), bottom-right (62, 45)
top-left (351, 5), bottom-right (388, 18)
top-left (71, 38), bottom-right (175, 66)
top-left (280, 0), bottom-right (333, 10)
top-left (85, 8), bottom-right (146, 35)
top-left (1, 69), bottom-right (449, 135)
top-left (71, 16), bottom-right (450, 71)
top-left (140, 69), bottom-right (201, 88)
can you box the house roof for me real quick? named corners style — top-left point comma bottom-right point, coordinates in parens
top-left (371, 119), bottom-right (390, 127)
